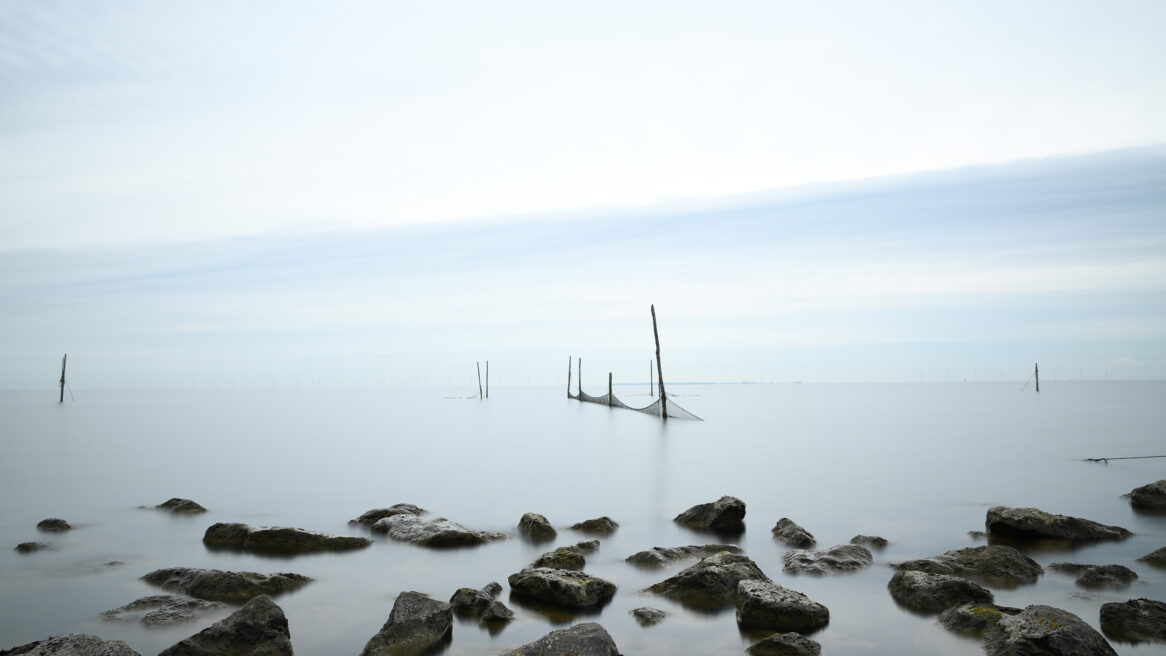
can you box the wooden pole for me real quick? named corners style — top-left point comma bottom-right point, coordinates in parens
top-left (477, 361), bottom-right (483, 400)
top-left (567, 356), bottom-right (572, 398)
top-left (608, 372), bottom-right (613, 406)
top-left (1035, 363), bottom-right (1040, 393)
top-left (59, 354), bottom-right (67, 403)
top-left (651, 305), bottom-right (667, 421)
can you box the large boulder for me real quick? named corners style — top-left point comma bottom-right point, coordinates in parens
top-left (1128, 479), bottom-right (1166, 511)
top-left (518, 513), bottom-right (557, 541)
top-left (674, 496), bottom-right (745, 533)
top-left (157, 499), bottom-right (207, 513)
top-left (746, 632), bottom-right (822, 656)
top-left (101, 595), bottom-right (225, 626)
top-left (370, 514), bottom-right (505, 547)
top-left (736, 580), bottom-right (829, 632)
top-left (350, 504), bottom-right (424, 527)
top-left (894, 545), bottom-right (1042, 587)
top-left (159, 595), bottom-right (291, 656)
top-left (647, 552), bottom-right (769, 609)
top-left (507, 622), bottom-right (619, 656)
top-left (508, 568), bottom-right (616, 608)
top-left (141, 568), bottom-right (312, 603)
top-left (532, 546), bottom-right (586, 570)
top-left (1049, 563), bottom-right (1137, 588)
top-left (36, 518), bottom-right (70, 532)
top-left (940, 603), bottom-right (1022, 635)
top-left (571, 517), bottom-right (618, 534)
top-left (626, 544), bottom-right (742, 568)
top-left (888, 570), bottom-right (992, 613)
top-left (1137, 546), bottom-right (1166, 567)
top-left (783, 544), bottom-right (872, 574)
top-left (985, 506), bottom-right (1131, 541)
top-left (1099, 598), bottom-right (1166, 643)
top-left (202, 523), bottom-right (371, 553)
top-left (359, 591), bottom-right (452, 656)
top-left (985, 605), bottom-right (1117, 655)
top-left (0, 635), bottom-right (141, 656)
top-left (771, 518), bottom-right (815, 548)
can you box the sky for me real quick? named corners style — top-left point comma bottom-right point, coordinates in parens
top-left (2, 1), bottom-right (1165, 389)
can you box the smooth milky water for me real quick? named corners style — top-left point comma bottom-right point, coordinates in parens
top-left (1, 382), bottom-right (1164, 655)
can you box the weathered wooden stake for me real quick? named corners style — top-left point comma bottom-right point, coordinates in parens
top-left (567, 356), bottom-right (573, 398)
top-left (608, 372), bottom-right (613, 406)
top-left (59, 354), bottom-right (67, 403)
top-left (651, 305), bottom-right (667, 421)
top-left (477, 361), bottom-right (483, 400)
top-left (1035, 363), bottom-right (1040, 393)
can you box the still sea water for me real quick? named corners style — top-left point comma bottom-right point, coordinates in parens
top-left (1, 382), bottom-right (1164, 655)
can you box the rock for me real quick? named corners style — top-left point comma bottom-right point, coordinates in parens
top-left (0, 634), bottom-right (141, 656)
top-left (202, 522), bottom-right (371, 553)
top-left (575, 540), bottom-right (600, 553)
top-left (508, 568), bottom-right (616, 608)
top-left (736, 580), bottom-right (829, 632)
top-left (851, 535), bottom-right (888, 548)
top-left (888, 570), bottom-right (993, 613)
top-left (518, 513), bottom-right (556, 541)
top-left (15, 542), bottom-right (49, 553)
top-left (571, 517), bottom-right (618, 534)
top-left (1129, 479), bottom-right (1166, 511)
top-left (36, 518), bottom-right (70, 531)
top-left (449, 582), bottom-right (502, 617)
top-left (350, 504), bottom-right (424, 527)
top-left (1049, 563), bottom-right (1138, 588)
top-left (480, 600), bottom-right (514, 624)
top-left (159, 595), bottom-right (291, 656)
top-left (783, 544), bottom-right (872, 575)
top-left (630, 607), bottom-right (667, 626)
top-left (985, 506), bottom-right (1132, 541)
top-left (532, 546), bottom-right (586, 570)
top-left (625, 544), bottom-right (742, 568)
top-left (141, 568), bottom-right (312, 603)
top-left (746, 632), bottom-right (822, 656)
top-left (1137, 546), bottom-right (1166, 567)
top-left (370, 514), bottom-right (505, 547)
top-left (101, 595), bottom-right (225, 626)
top-left (507, 622), bottom-right (620, 656)
top-left (939, 603), bottom-right (1022, 635)
top-left (156, 499), bottom-right (207, 513)
top-left (359, 591), bottom-right (452, 656)
top-left (894, 545), bottom-right (1042, 587)
top-left (674, 496), bottom-right (745, 533)
top-left (771, 518), bottom-right (815, 548)
top-left (1099, 598), bottom-right (1166, 643)
top-left (985, 605), bottom-right (1117, 655)
top-left (647, 552), bottom-right (769, 609)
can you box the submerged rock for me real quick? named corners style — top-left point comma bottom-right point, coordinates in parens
top-left (736, 580), bottom-right (829, 633)
top-left (449, 582), bottom-right (503, 617)
top-left (985, 605), bottom-right (1117, 655)
top-left (518, 513), bottom-right (557, 541)
top-left (36, 518), bottom-right (70, 532)
top-left (532, 545), bottom-right (586, 570)
top-left (851, 535), bottom-right (889, 548)
top-left (647, 552), bottom-right (769, 609)
top-left (783, 544), bottom-right (872, 575)
top-left (939, 603), bottom-right (1022, 635)
top-left (15, 542), bottom-right (49, 553)
top-left (202, 522), bottom-right (371, 553)
top-left (159, 595), bottom-right (291, 656)
top-left (359, 591), bottom-right (452, 656)
top-left (0, 634), bottom-right (141, 656)
top-left (746, 632), bottom-right (822, 656)
top-left (771, 518), bottom-right (815, 548)
top-left (985, 506), bottom-right (1131, 541)
top-left (1137, 546), bottom-right (1166, 567)
top-left (508, 568), bottom-right (616, 608)
top-left (894, 545), bottom-right (1042, 587)
top-left (141, 567), bottom-right (312, 603)
top-left (571, 517), bottom-right (618, 534)
top-left (1100, 598), bottom-right (1166, 643)
top-left (370, 514), bottom-right (505, 547)
top-left (507, 622), bottom-right (620, 656)
top-left (630, 607), bottom-right (667, 626)
top-left (626, 544), bottom-right (742, 568)
top-left (888, 570), bottom-right (993, 613)
top-left (674, 496), bottom-right (746, 533)
top-left (1128, 479), bottom-right (1166, 511)
top-left (102, 595), bottom-right (225, 626)
top-left (575, 540), bottom-right (600, 553)
top-left (1049, 563), bottom-right (1138, 588)
top-left (480, 600), bottom-right (515, 625)
top-left (156, 499), bottom-right (207, 514)
top-left (350, 504), bottom-right (425, 527)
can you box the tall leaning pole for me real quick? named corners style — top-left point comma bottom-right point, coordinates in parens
top-left (59, 354), bottom-right (67, 403)
top-left (651, 305), bottom-right (667, 421)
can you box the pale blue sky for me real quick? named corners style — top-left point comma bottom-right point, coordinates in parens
top-left (2, 2), bottom-right (1165, 388)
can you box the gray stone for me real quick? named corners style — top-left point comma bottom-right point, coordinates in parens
top-left (626, 544), bottom-right (743, 568)
top-left (532, 546), bottom-right (585, 570)
top-left (0, 635), bottom-right (141, 656)
top-left (449, 582), bottom-right (501, 617)
top-left (851, 535), bottom-right (888, 548)
top-left (156, 499), bottom-right (206, 513)
top-left (159, 595), bottom-right (291, 656)
top-left (888, 570), bottom-right (993, 613)
top-left (575, 540), bottom-right (600, 553)
top-left (202, 523), bottom-right (371, 553)
top-left (985, 605), bottom-right (1117, 655)
top-left (736, 580), bottom-right (829, 633)
top-left (571, 517), bottom-right (618, 534)
top-left (674, 496), bottom-right (745, 533)
top-left (894, 545), bottom-right (1042, 587)
top-left (36, 518), bottom-right (70, 532)
top-left (1137, 546), bottom-right (1166, 567)
top-left (359, 591), bottom-right (452, 656)
top-left (508, 568), bottom-right (616, 608)
top-left (518, 513), bottom-right (557, 541)
top-left (939, 603), bottom-right (1022, 635)
top-left (746, 632), bottom-right (822, 656)
top-left (15, 542), bottom-right (50, 553)
top-left (480, 600), bottom-right (515, 624)
top-left (1129, 479), bottom-right (1166, 511)
top-left (647, 552), bottom-right (769, 609)
top-left (350, 504), bottom-right (424, 527)
top-left (771, 518), bottom-right (815, 548)
top-left (507, 622), bottom-right (620, 656)
top-left (141, 568), bottom-right (312, 603)
top-left (1100, 598), bottom-right (1166, 643)
top-left (985, 506), bottom-right (1131, 541)
top-left (101, 595), bottom-right (225, 626)
top-left (1049, 563), bottom-right (1137, 588)
top-left (783, 544), bottom-right (872, 574)
top-left (630, 607), bottom-right (667, 626)
top-left (370, 514), bottom-right (505, 547)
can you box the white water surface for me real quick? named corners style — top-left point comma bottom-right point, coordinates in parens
top-left (1, 382), bottom-right (1164, 655)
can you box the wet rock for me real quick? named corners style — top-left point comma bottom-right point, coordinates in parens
top-left (894, 545), bottom-right (1042, 587)
top-left (575, 540), bottom-right (599, 553)
top-left (370, 514), bottom-right (505, 547)
top-left (626, 544), bottom-right (742, 568)
top-left (674, 496), bottom-right (746, 533)
top-left (518, 513), bottom-right (557, 541)
top-left (480, 600), bottom-right (515, 624)
top-left (1137, 546), bottom-right (1166, 567)
top-left (746, 632), bottom-right (822, 656)
top-left (888, 570), bottom-right (993, 613)
top-left (141, 567), bottom-right (312, 603)
top-left (939, 603), bottom-right (1021, 635)
top-left (159, 595), bottom-right (291, 656)
top-left (985, 604), bottom-right (1116, 655)
top-left (1099, 598), bottom-right (1166, 643)
top-left (533, 546), bottom-right (586, 570)
top-left (508, 568), bottom-right (616, 608)
top-left (771, 518), bottom-right (815, 548)
top-left (783, 544), bottom-right (872, 575)
top-left (449, 582), bottom-right (503, 617)
top-left (15, 542), bottom-right (49, 553)
top-left (630, 607), bottom-right (667, 626)
top-left (736, 580), bottom-right (829, 633)
top-left (350, 504), bottom-right (424, 527)
top-left (359, 591), bottom-right (452, 656)
top-left (1049, 563), bottom-right (1138, 588)
top-left (156, 499), bottom-right (206, 514)
top-left (101, 595), bottom-right (225, 626)
top-left (985, 506), bottom-right (1131, 541)
top-left (0, 634), bottom-right (141, 656)
top-left (647, 552), bottom-right (769, 609)
top-left (507, 622), bottom-right (620, 656)
top-left (36, 518), bottom-right (70, 532)
top-left (851, 535), bottom-right (888, 548)
top-left (1129, 479), bottom-right (1166, 511)
top-left (571, 517), bottom-right (618, 534)
top-left (202, 522), bottom-right (371, 553)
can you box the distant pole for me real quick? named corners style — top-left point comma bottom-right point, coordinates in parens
top-left (567, 356), bottom-right (572, 398)
top-left (1035, 363), bottom-right (1040, 393)
top-left (477, 361), bottom-right (483, 400)
top-left (486, 361), bottom-right (489, 399)
top-left (59, 354), bottom-right (67, 403)
top-left (651, 305), bottom-right (667, 421)
top-left (608, 372), bottom-right (613, 406)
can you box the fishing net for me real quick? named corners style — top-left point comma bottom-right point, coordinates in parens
top-left (569, 388), bottom-right (702, 420)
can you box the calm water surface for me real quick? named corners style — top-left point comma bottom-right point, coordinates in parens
top-left (1, 383), bottom-right (1164, 655)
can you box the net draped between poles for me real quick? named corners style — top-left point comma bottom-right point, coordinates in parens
top-left (569, 388), bottom-right (702, 421)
